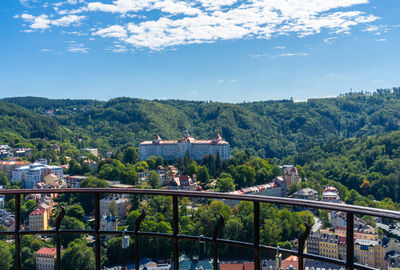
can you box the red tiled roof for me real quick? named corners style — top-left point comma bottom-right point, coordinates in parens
top-left (30, 208), bottom-right (45, 216)
top-left (36, 247), bottom-right (56, 256)
top-left (220, 264), bottom-right (244, 270)
top-left (243, 262), bottom-right (254, 270)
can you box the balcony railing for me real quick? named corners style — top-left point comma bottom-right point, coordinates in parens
top-left (1, 188), bottom-right (400, 270)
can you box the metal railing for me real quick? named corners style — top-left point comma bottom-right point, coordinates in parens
top-left (1, 188), bottom-right (400, 270)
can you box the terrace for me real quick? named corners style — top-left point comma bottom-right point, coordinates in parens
top-left (1, 188), bottom-right (399, 270)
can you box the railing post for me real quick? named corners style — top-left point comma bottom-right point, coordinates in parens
top-left (173, 195), bottom-right (179, 270)
top-left (254, 201), bottom-right (260, 270)
top-left (213, 214), bottom-right (225, 270)
top-left (15, 194), bottom-right (21, 270)
top-left (55, 206), bottom-right (65, 270)
top-left (94, 193), bottom-right (101, 270)
top-left (346, 212), bottom-right (354, 270)
top-left (135, 209), bottom-right (146, 270)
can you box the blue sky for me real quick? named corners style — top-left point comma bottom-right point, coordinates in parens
top-left (0, 0), bottom-right (399, 102)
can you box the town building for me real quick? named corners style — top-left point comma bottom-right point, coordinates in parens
top-left (307, 232), bottom-right (320, 255)
top-left (319, 233), bottom-right (339, 259)
top-left (322, 186), bottom-right (340, 203)
top-left (167, 175), bottom-right (199, 191)
top-left (65, 175), bottom-right (87, 188)
top-left (282, 165), bottom-right (300, 190)
top-left (331, 211), bottom-right (347, 229)
top-left (0, 208), bottom-right (15, 230)
top-left (100, 195), bottom-right (128, 219)
top-left (0, 160), bottom-right (30, 180)
top-left (36, 247), bottom-right (56, 270)
top-left (354, 239), bottom-right (384, 269)
top-left (100, 213), bottom-right (118, 241)
top-left (29, 208), bottom-right (49, 231)
top-left (12, 163), bottom-right (63, 188)
top-left (334, 225), bottom-right (379, 241)
top-left (14, 148), bottom-right (32, 158)
top-left (0, 145), bottom-right (13, 159)
top-left (273, 176), bottom-right (287, 197)
top-left (292, 188), bottom-right (318, 201)
top-left (139, 134), bottom-right (230, 161)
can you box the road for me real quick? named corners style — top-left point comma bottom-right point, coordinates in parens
top-left (312, 216), bottom-right (323, 232)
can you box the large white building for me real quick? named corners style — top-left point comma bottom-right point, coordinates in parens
top-left (12, 163), bottom-right (63, 188)
top-left (139, 134), bottom-right (230, 161)
top-left (100, 195), bottom-right (128, 219)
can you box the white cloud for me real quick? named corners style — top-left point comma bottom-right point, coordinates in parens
top-left (17, 0), bottom-right (380, 51)
top-left (275, 46), bottom-right (286, 49)
top-left (324, 36), bottom-right (337, 44)
top-left (278, 52), bottom-right (308, 57)
top-left (93, 25), bottom-right (127, 38)
top-left (67, 42), bottom-right (88, 53)
top-left (18, 13), bottom-right (85, 30)
top-left (376, 38), bottom-right (387, 42)
top-left (217, 79), bottom-right (224, 83)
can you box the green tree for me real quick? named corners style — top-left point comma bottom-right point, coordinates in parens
top-left (21, 246), bottom-right (35, 270)
top-left (0, 171), bottom-right (9, 186)
top-left (66, 204), bottom-right (85, 220)
top-left (61, 240), bottom-right (95, 270)
top-left (122, 147), bottom-right (139, 164)
top-left (147, 171), bottom-right (161, 188)
top-left (197, 166), bottom-right (210, 185)
top-left (0, 241), bottom-right (13, 270)
top-left (216, 176), bottom-right (235, 192)
top-left (109, 201), bottom-right (118, 217)
top-left (60, 216), bottom-right (85, 246)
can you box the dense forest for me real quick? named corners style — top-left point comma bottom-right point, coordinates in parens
top-left (2, 87), bottom-right (400, 159)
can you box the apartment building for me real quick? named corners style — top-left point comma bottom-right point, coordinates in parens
top-left (29, 208), bottom-right (49, 231)
top-left (36, 248), bottom-right (56, 270)
top-left (12, 163), bottom-right (63, 188)
top-left (355, 239), bottom-right (384, 269)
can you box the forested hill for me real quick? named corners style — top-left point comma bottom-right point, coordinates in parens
top-left (2, 87), bottom-right (400, 158)
top-left (0, 102), bottom-right (60, 143)
top-left (289, 130), bottom-right (400, 203)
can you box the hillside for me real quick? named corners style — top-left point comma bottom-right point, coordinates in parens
top-left (2, 87), bottom-right (400, 158)
top-left (0, 101), bottom-right (61, 144)
top-left (289, 130), bottom-right (400, 202)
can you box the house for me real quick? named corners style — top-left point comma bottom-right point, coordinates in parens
top-left (82, 148), bottom-right (99, 157)
top-left (0, 145), bottom-right (13, 159)
top-left (167, 175), bottom-right (199, 191)
top-left (354, 239), bottom-right (384, 269)
top-left (0, 208), bottom-right (15, 230)
top-left (36, 247), bottom-right (56, 270)
top-left (29, 208), bottom-right (49, 231)
top-left (139, 134), bottom-right (230, 161)
top-left (100, 195), bottom-right (128, 219)
top-left (100, 213), bottom-right (117, 241)
top-left (282, 165), bottom-right (300, 191)
top-left (292, 188), bottom-right (318, 201)
top-left (65, 175), bottom-right (87, 188)
top-left (322, 186), bottom-right (340, 203)
top-left (319, 233), bottom-right (339, 259)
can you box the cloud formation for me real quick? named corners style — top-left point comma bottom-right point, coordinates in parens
top-left (18, 13), bottom-right (85, 29)
top-left (15, 0), bottom-right (379, 51)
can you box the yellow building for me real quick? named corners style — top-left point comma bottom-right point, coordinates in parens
top-left (318, 233), bottom-right (339, 259)
top-left (355, 239), bottom-right (384, 269)
top-left (29, 208), bottom-right (49, 231)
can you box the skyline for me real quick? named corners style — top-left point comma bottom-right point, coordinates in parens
top-left (0, 0), bottom-right (399, 102)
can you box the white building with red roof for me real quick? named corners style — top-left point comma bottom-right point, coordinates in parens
top-left (36, 247), bottom-right (56, 270)
top-left (139, 133), bottom-right (230, 161)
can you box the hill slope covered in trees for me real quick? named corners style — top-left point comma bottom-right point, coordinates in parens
top-left (2, 87), bottom-right (400, 158)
